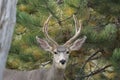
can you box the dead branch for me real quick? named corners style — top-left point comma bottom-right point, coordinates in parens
top-left (83, 64), bottom-right (112, 78)
top-left (81, 49), bottom-right (104, 70)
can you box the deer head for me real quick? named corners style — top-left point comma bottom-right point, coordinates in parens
top-left (36, 15), bottom-right (87, 69)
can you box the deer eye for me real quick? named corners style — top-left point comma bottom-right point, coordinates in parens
top-left (66, 51), bottom-right (69, 54)
top-left (54, 52), bottom-right (58, 54)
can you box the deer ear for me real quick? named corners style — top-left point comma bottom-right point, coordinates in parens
top-left (70, 36), bottom-right (87, 51)
top-left (36, 36), bottom-right (52, 51)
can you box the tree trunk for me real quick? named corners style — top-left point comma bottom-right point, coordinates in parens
top-left (0, 0), bottom-right (17, 80)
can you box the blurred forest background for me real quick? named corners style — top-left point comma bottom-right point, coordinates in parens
top-left (6, 0), bottom-right (120, 80)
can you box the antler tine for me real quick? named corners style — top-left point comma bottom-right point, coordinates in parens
top-left (43, 15), bottom-right (58, 46)
top-left (64, 15), bottom-right (82, 46)
top-left (74, 15), bottom-right (79, 33)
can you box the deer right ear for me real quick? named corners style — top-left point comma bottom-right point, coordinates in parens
top-left (36, 36), bottom-right (52, 51)
top-left (70, 36), bottom-right (87, 51)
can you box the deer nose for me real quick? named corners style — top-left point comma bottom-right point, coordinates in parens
top-left (60, 60), bottom-right (66, 65)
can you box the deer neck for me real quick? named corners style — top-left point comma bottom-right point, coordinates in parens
top-left (46, 63), bottom-right (65, 80)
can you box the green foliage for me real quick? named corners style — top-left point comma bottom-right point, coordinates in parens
top-left (111, 48), bottom-right (120, 73)
top-left (22, 33), bottom-right (38, 46)
top-left (88, 0), bottom-right (120, 17)
top-left (83, 24), bottom-right (117, 44)
top-left (9, 41), bottom-right (21, 54)
top-left (99, 24), bottom-right (117, 42)
top-left (19, 54), bottom-right (35, 62)
top-left (17, 11), bottom-right (42, 29)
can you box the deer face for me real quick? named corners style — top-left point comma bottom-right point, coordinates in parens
top-left (36, 15), bottom-right (87, 69)
top-left (52, 46), bottom-right (70, 69)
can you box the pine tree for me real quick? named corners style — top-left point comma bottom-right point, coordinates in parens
top-left (88, 0), bottom-right (120, 79)
top-left (7, 0), bottom-right (119, 79)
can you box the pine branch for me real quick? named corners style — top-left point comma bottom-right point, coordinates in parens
top-left (73, 49), bottom-right (105, 80)
top-left (81, 49), bottom-right (104, 70)
top-left (83, 64), bottom-right (112, 78)
top-left (50, 0), bottom-right (87, 26)
top-left (74, 49), bottom-right (112, 80)
top-left (44, 0), bottom-right (62, 25)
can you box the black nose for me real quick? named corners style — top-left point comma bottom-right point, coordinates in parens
top-left (60, 60), bottom-right (66, 65)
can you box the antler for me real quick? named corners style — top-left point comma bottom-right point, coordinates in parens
top-left (64, 15), bottom-right (82, 46)
top-left (43, 15), bottom-right (58, 46)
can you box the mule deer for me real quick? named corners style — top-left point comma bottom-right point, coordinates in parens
top-left (3, 15), bottom-right (87, 80)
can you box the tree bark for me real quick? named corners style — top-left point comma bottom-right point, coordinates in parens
top-left (0, 0), bottom-right (17, 80)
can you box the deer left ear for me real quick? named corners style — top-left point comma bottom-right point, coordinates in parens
top-left (70, 36), bottom-right (87, 51)
top-left (36, 36), bottom-right (52, 51)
